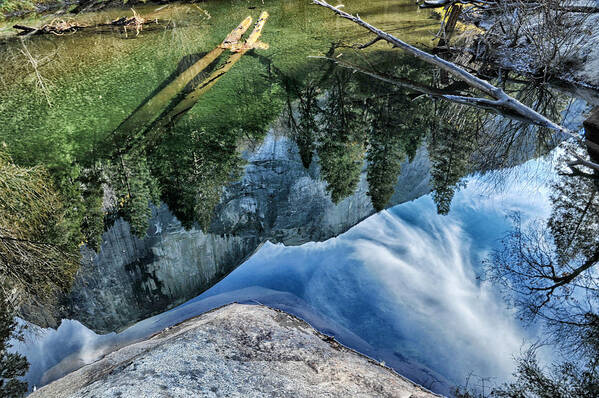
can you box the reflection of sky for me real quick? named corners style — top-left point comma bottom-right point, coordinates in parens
top-left (16, 154), bottom-right (555, 396)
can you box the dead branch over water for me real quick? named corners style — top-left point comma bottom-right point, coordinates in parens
top-left (312, 0), bottom-right (599, 172)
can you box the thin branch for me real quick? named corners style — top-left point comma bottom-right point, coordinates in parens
top-left (567, 151), bottom-right (599, 172)
top-left (357, 36), bottom-right (383, 49)
top-left (308, 55), bottom-right (466, 97)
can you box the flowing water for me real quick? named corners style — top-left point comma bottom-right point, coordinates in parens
top-left (1, 0), bottom-right (597, 396)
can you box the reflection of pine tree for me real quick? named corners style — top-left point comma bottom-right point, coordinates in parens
top-left (150, 127), bottom-right (242, 231)
top-left (293, 81), bottom-right (320, 169)
top-left (317, 72), bottom-right (366, 204)
top-left (365, 94), bottom-right (425, 211)
top-left (109, 151), bottom-right (161, 237)
top-left (78, 166), bottom-right (105, 251)
top-left (428, 107), bottom-right (478, 215)
top-left (145, 75), bottom-right (280, 230)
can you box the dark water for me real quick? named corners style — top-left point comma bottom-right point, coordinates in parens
top-left (1, 0), bottom-right (597, 396)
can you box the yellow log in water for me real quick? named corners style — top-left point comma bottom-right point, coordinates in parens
top-left (220, 16), bottom-right (254, 49)
top-left (112, 16), bottom-right (253, 142)
top-left (152, 12), bottom-right (270, 132)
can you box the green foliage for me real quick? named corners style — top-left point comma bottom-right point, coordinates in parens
top-left (366, 138), bottom-right (403, 211)
top-left (428, 108), bottom-right (478, 215)
top-left (107, 152), bottom-right (160, 237)
top-left (317, 72), bottom-right (366, 204)
top-left (0, 0), bottom-right (36, 16)
top-left (364, 89), bottom-right (426, 211)
top-left (282, 55), bottom-right (432, 209)
top-left (145, 63), bottom-right (284, 231)
top-left (150, 125), bottom-right (243, 231)
top-left (78, 166), bottom-right (106, 251)
top-left (0, 150), bottom-right (79, 303)
top-left (0, 292), bottom-right (28, 398)
top-left (290, 80), bottom-right (321, 169)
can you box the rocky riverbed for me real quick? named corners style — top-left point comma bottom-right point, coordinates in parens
top-left (30, 304), bottom-right (439, 398)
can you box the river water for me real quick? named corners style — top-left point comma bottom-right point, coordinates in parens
top-left (1, 0), bottom-right (596, 396)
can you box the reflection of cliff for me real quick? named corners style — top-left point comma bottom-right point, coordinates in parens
top-left (56, 130), bottom-right (431, 334)
top-left (66, 208), bottom-right (260, 334)
top-left (209, 133), bottom-right (429, 244)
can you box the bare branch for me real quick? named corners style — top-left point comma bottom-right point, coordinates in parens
top-left (357, 36), bottom-right (383, 49)
top-left (312, 0), bottom-right (599, 172)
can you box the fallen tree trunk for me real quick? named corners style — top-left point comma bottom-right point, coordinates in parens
top-left (13, 12), bottom-right (161, 36)
top-left (13, 21), bottom-right (87, 36)
top-left (437, 4), bottom-right (461, 48)
top-left (112, 16), bottom-right (254, 147)
top-left (147, 11), bottom-right (270, 142)
top-left (312, 0), bottom-right (599, 172)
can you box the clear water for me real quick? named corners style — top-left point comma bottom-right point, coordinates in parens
top-left (1, 0), bottom-right (596, 396)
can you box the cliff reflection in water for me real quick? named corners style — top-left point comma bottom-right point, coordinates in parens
top-left (16, 153), bottom-right (553, 396)
top-left (4, 1), bottom-right (598, 396)
top-left (14, 66), bottom-right (589, 392)
top-left (34, 50), bottom-right (580, 335)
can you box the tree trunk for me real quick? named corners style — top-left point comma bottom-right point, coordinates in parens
top-left (584, 107), bottom-right (599, 163)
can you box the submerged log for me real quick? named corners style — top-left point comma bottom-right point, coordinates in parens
top-left (13, 20), bottom-right (87, 36)
top-left (13, 11), bottom-right (161, 36)
top-left (111, 16), bottom-right (254, 146)
top-left (147, 11), bottom-right (270, 139)
top-left (437, 4), bottom-right (462, 84)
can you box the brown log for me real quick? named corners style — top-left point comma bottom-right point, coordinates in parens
top-left (12, 24), bottom-right (39, 35)
top-left (13, 16), bottom-right (163, 36)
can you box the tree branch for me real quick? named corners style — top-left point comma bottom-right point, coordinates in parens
top-left (312, 0), bottom-right (599, 172)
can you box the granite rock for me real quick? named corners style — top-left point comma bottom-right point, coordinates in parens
top-left (31, 304), bottom-right (440, 398)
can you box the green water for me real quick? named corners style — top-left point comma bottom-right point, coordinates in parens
top-left (0, 0), bottom-right (574, 257)
top-left (0, 1), bottom-right (437, 165)
top-left (0, 0), bottom-right (445, 242)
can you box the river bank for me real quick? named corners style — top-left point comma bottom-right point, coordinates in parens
top-left (459, 1), bottom-right (599, 88)
top-left (0, 0), bottom-right (160, 21)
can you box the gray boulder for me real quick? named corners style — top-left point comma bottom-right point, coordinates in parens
top-left (31, 304), bottom-right (439, 398)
